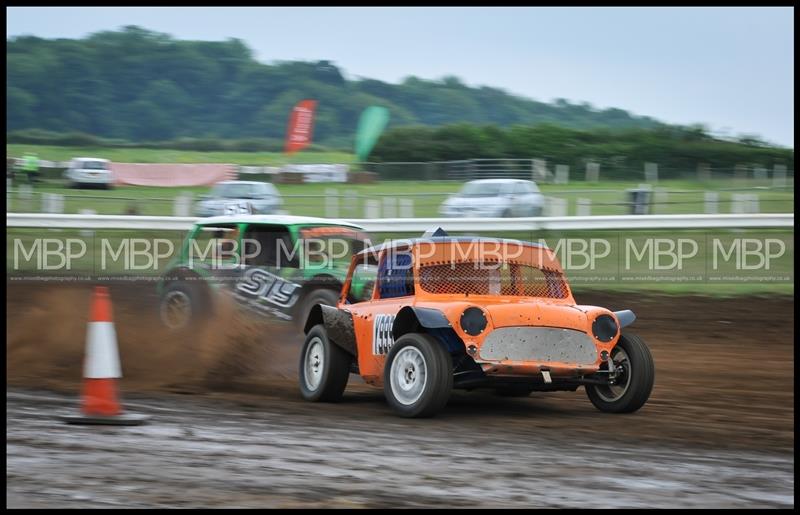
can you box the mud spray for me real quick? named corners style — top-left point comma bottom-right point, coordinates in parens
top-left (6, 281), bottom-right (304, 395)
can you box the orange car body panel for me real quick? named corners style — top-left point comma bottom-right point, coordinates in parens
top-left (339, 239), bottom-right (621, 387)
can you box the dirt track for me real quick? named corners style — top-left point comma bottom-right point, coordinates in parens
top-left (6, 280), bottom-right (795, 508)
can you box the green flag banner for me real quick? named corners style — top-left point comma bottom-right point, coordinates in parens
top-left (355, 106), bottom-right (390, 162)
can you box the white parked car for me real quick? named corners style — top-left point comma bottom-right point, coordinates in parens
top-left (64, 158), bottom-right (114, 189)
top-left (195, 181), bottom-right (284, 217)
top-left (439, 179), bottom-right (545, 217)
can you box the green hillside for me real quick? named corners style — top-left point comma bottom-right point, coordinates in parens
top-left (7, 26), bottom-right (664, 146)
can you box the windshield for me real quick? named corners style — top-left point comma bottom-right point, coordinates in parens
top-left (79, 161), bottom-right (108, 170)
top-left (185, 225), bottom-right (240, 267)
top-left (418, 260), bottom-right (569, 299)
top-left (212, 183), bottom-right (266, 199)
top-left (459, 182), bottom-right (506, 197)
top-left (300, 226), bottom-right (370, 269)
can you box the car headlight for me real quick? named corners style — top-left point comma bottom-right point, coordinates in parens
top-left (592, 315), bottom-right (619, 342)
top-left (460, 306), bottom-right (488, 336)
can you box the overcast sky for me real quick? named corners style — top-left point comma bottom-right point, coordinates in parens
top-left (6, 6), bottom-right (795, 147)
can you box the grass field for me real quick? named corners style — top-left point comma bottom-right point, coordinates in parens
top-left (8, 179), bottom-right (795, 218)
top-left (6, 145), bottom-right (793, 296)
top-left (6, 144), bottom-right (355, 166)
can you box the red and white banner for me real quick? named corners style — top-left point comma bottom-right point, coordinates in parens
top-left (111, 163), bottom-right (237, 187)
top-left (284, 99), bottom-right (317, 154)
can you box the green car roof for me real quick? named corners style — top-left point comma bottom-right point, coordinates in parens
top-left (197, 214), bottom-right (364, 230)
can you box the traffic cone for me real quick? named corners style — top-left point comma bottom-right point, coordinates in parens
top-left (61, 286), bottom-right (149, 425)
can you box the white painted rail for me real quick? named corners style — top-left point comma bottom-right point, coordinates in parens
top-left (6, 213), bottom-right (794, 232)
top-left (352, 214), bottom-right (795, 232)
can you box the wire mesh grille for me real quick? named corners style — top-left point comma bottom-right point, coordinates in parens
top-left (418, 261), bottom-right (569, 298)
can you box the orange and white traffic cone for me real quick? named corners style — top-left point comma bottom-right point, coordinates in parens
top-left (62, 286), bottom-right (149, 425)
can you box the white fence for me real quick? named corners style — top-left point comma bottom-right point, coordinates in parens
top-left (7, 213), bottom-right (794, 233)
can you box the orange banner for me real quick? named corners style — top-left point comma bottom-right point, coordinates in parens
top-left (284, 99), bottom-right (317, 154)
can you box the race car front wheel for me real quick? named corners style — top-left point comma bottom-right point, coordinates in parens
top-left (586, 332), bottom-right (654, 413)
top-left (299, 324), bottom-right (351, 402)
top-left (384, 333), bottom-right (453, 418)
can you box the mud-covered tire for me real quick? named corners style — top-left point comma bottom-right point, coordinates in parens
top-left (159, 281), bottom-right (211, 331)
top-left (586, 332), bottom-right (654, 413)
top-left (299, 324), bottom-right (351, 402)
top-left (383, 333), bottom-right (453, 418)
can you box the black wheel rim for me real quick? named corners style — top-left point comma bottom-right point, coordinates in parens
top-left (594, 346), bottom-right (631, 402)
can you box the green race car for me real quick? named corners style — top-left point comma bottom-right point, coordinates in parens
top-left (157, 215), bottom-right (375, 330)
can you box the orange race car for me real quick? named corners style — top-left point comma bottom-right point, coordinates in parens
top-left (299, 228), bottom-right (654, 418)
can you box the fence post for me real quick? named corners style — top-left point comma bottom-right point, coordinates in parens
top-left (585, 162), bottom-right (599, 182)
top-left (773, 164), bottom-right (787, 187)
top-left (173, 192), bottom-right (193, 217)
top-left (345, 189), bottom-right (358, 217)
top-left (545, 197), bottom-right (568, 217)
top-left (576, 198), bottom-right (591, 216)
top-left (748, 193), bottom-right (760, 213)
top-left (399, 198), bottom-right (414, 218)
top-left (731, 193), bottom-right (744, 214)
top-left (365, 199), bottom-right (380, 218)
top-left (382, 196), bottom-right (397, 218)
top-left (704, 191), bottom-right (719, 214)
top-left (325, 188), bottom-right (339, 218)
top-left (532, 159), bottom-right (548, 182)
top-left (554, 165), bottom-right (569, 185)
top-left (42, 193), bottom-right (65, 214)
top-left (19, 184), bottom-right (32, 200)
top-left (653, 188), bottom-right (668, 214)
top-left (49, 193), bottom-right (64, 214)
top-left (644, 162), bottom-right (658, 183)
top-left (79, 209), bottom-right (96, 237)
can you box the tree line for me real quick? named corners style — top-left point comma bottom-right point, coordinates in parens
top-left (9, 25), bottom-right (665, 147)
top-left (368, 124), bottom-right (794, 180)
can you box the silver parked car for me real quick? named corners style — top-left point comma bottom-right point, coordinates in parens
top-left (64, 158), bottom-right (114, 189)
top-left (195, 181), bottom-right (284, 217)
top-left (439, 179), bottom-right (545, 217)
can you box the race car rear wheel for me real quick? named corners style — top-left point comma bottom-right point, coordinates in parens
top-left (586, 332), bottom-right (654, 413)
top-left (159, 281), bottom-right (210, 330)
top-left (299, 324), bottom-right (351, 402)
top-left (384, 333), bottom-right (453, 418)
